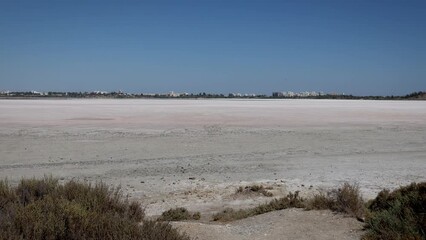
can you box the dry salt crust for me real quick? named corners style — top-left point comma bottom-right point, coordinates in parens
top-left (1, 99), bottom-right (425, 239)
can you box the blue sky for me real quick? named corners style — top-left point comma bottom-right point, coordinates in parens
top-left (0, 0), bottom-right (425, 96)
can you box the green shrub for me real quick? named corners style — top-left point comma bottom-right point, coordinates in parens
top-left (0, 180), bottom-right (16, 209)
top-left (362, 182), bottom-right (426, 240)
top-left (16, 176), bottom-right (58, 205)
top-left (159, 207), bottom-right (201, 221)
top-left (0, 177), bottom-right (189, 240)
top-left (140, 220), bottom-right (190, 240)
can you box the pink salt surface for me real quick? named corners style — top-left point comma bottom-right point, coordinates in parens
top-left (0, 99), bottom-right (425, 218)
top-left (1, 99), bottom-right (425, 128)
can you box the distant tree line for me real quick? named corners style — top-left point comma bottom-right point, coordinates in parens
top-left (271, 91), bottom-right (426, 100)
top-left (0, 91), bottom-right (424, 100)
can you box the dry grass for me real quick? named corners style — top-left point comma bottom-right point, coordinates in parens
top-left (159, 207), bottom-right (201, 221)
top-left (0, 176), bottom-right (189, 240)
top-left (306, 183), bottom-right (365, 219)
top-left (213, 191), bottom-right (304, 222)
top-left (214, 183), bottom-right (365, 223)
top-left (236, 185), bottom-right (273, 197)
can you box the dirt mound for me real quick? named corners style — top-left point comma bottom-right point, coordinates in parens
top-left (173, 209), bottom-right (363, 240)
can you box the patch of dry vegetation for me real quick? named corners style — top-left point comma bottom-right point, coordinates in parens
top-left (0, 177), bottom-right (189, 240)
top-left (214, 183), bottom-right (366, 223)
top-left (306, 183), bottom-right (365, 219)
top-left (362, 182), bottom-right (426, 240)
top-left (214, 181), bottom-right (425, 239)
top-left (159, 207), bottom-right (201, 221)
top-left (236, 185), bottom-right (273, 197)
top-left (213, 191), bottom-right (304, 222)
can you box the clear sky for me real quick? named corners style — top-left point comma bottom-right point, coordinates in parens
top-left (0, 0), bottom-right (425, 96)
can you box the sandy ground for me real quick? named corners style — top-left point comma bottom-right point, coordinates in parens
top-left (1, 99), bottom-right (425, 239)
top-left (172, 209), bottom-right (362, 240)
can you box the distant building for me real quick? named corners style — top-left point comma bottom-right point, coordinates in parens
top-left (167, 91), bottom-right (180, 97)
top-left (93, 91), bottom-right (109, 95)
top-left (272, 92), bottom-right (283, 97)
top-left (228, 93), bottom-right (242, 97)
top-left (273, 91), bottom-right (322, 97)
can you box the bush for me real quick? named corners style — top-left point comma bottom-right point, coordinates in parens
top-left (159, 207), bottom-right (201, 221)
top-left (306, 183), bottom-right (365, 219)
top-left (0, 177), bottom-right (190, 240)
top-left (333, 183), bottom-right (365, 218)
top-left (15, 176), bottom-right (58, 206)
top-left (305, 192), bottom-right (335, 210)
top-left (213, 191), bottom-right (304, 222)
top-left (362, 182), bottom-right (426, 240)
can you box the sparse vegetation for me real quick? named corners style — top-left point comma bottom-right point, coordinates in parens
top-left (305, 191), bottom-right (335, 210)
top-left (159, 207), bottom-right (201, 221)
top-left (213, 181), bottom-right (426, 240)
top-left (306, 183), bottom-right (365, 219)
top-left (362, 182), bottom-right (426, 240)
top-left (0, 176), bottom-right (189, 240)
top-left (213, 191), bottom-right (304, 222)
top-left (236, 185), bottom-right (273, 197)
top-left (2, 176), bottom-right (424, 240)
top-left (215, 183), bottom-right (365, 222)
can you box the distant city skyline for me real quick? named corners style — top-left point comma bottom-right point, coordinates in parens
top-left (1, 0), bottom-right (425, 96)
